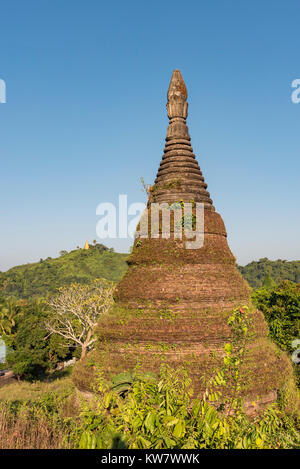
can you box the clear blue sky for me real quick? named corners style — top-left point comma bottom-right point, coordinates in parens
top-left (1, 0), bottom-right (300, 271)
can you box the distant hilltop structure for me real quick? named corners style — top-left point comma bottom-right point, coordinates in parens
top-left (83, 240), bottom-right (89, 250)
top-left (74, 70), bottom-right (294, 414)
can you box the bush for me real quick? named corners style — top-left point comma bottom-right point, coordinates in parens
top-left (1, 306), bottom-right (299, 449)
top-left (77, 365), bottom-right (299, 449)
top-left (76, 308), bottom-right (300, 449)
top-left (1, 297), bottom-right (73, 380)
top-left (252, 281), bottom-right (300, 386)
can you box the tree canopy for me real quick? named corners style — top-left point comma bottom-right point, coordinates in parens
top-left (238, 258), bottom-right (300, 288)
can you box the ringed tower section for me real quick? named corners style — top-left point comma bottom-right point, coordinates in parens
top-left (152, 69), bottom-right (214, 209)
top-left (116, 69), bottom-right (250, 311)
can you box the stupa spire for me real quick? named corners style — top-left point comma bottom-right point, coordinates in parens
top-left (167, 69), bottom-right (188, 120)
top-left (73, 70), bottom-right (294, 415)
top-left (151, 70), bottom-right (214, 209)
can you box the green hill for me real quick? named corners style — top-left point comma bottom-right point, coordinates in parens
top-left (0, 244), bottom-right (128, 299)
top-left (238, 258), bottom-right (300, 289)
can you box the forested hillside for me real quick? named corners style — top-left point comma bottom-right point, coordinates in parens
top-left (238, 258), bottom-right (300, 289)
top-left (0, 244), bottom-right (128, 299)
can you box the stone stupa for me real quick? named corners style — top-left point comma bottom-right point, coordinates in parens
top-left (74, 71), bottom-right (292, 412)
top-left (116, 70), bottom-right (250, 311)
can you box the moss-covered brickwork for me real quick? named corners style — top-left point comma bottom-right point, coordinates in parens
top-left (73, 70), bottom-right (296, 413)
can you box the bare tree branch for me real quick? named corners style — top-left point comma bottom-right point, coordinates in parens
top-left (45, 279), bottom-right (114, 359)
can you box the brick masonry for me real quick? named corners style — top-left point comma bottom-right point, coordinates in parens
top-left (73, 71), bottom-right (294, 412)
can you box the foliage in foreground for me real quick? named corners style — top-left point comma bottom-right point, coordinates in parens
top-left (77, 367), bottom-right (299, 449)
top-left (0, 307), bottom-right (299, 449)
top-left (77, 308), bottom-right (300, 449)
top-left (0, 364), bottom-right (299, 449)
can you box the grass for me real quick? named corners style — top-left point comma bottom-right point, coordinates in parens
top-left (0, 375), bottom-right (74, 402)
top-left (0, 372), bottom-right (78, 449)
top-left (0, 406), bottom-right (72, 449)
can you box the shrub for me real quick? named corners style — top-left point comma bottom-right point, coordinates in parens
top-left (252, 281), bottom-right (300, 386)
top-left (77, 308), bottom-right (300, 449)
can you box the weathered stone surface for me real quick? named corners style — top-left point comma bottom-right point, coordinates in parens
top-left (149, 70), bottom-right (214, 209)
top-left (73, 71), bottom-right (294, 411)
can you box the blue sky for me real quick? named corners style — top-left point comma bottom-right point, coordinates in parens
top-left (0, 0), bottom-right (300, 271)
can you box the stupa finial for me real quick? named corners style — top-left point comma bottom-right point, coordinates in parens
top-left (167, 69), bottom-right (188, 120)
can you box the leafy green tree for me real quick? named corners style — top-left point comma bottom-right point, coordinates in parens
top-left (4, 298), bottom-right (71, 380)
top-left (253, 281), bottom-right (300, 387)
top-left (239, 259), bottom-right (300, 288)
top-left (0, 297), bottom-right (15, 336)
top-left (262, 273), bottom-right (276, 290)
top-left (253, 281), bottom-right (300, 353)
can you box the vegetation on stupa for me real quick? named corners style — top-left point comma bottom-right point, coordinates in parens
top-left (81, 70), bottom-right (297, 421)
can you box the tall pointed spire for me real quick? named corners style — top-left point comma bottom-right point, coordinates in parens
top-left (152, 70), bottom-right (213, 209)
top-left (73, 71), bottom-right (295, 415)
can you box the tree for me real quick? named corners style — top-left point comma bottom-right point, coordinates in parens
top-left (252, 281), bottom-right (300, 388)
top-left (46, 279), bottom-right (114, 360)
top-left (262, 273), bottom-right (276, 290)
top-left (2, 298), bottom-right (70, 379)
top-left (0, 298), bottom-right (15, 336)
top-left (238, 259), bottom-right (300, 289)
top-left (253, 281), bottom-right (300, 353)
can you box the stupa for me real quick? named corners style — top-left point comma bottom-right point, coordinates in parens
top-left (74, 71), bottom-right (292, 411)
top-left (116, 70), bottom-right (250, 310)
